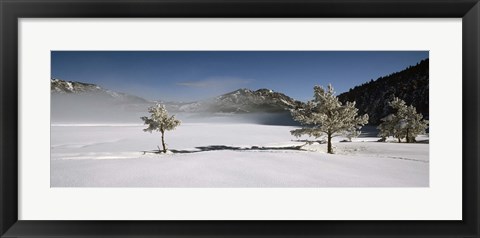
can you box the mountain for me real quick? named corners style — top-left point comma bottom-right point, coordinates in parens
top-left (51, 78), bottom-right (303, 124)
top-left (197, 88), bottom-right (302, 113)
top-left (51, 78), bottom-right (149, 104)
top-left (51, 78), bottom-right (153, 123)
top-left (338, 59), bottom-right (429, 125)
top-left (153, 88), bottom-right (304, 114)
top-left (155, 88), bottom-right (305, 125)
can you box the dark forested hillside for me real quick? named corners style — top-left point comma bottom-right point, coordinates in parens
top-left (338, 59), bottom-right (429, 125)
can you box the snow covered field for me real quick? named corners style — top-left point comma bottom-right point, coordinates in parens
top-left (51, 123), bottom-right (429, 187)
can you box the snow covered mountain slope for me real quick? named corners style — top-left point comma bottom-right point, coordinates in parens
top-left (51, 78), bottom-right (149, 104)
top-left (210, 88), bottom-right (304, 113)
top-left (174, 88), bottom-right (304, 114)
top-left (51, 78), bottom-right (153, 123)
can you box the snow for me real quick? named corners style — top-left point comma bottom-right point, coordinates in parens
top-left (105, 90), bottom-right (120, 98)
top-left (280, 98), bottom-right (294, 106)
top-left (51, 123), bottom-right (429, 187)
top-left (65, 82), bottom-right (73, 91)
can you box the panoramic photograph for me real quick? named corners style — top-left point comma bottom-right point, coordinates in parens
top-left (51, 51), bottom-right (429, 187)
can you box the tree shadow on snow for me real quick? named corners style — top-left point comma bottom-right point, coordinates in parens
top-left (142, 144), bottom-right (306, 155)
top-left (291, 139), bottom-right (326, 144)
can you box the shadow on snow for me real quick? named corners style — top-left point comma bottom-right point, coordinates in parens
top-left (142, 144), bottom-right (306, 154)
top-left (141, 136), bottom-right (429, 155)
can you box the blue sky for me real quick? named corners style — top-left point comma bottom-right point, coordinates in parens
top-left (51, 51), bottom-right (428, 102)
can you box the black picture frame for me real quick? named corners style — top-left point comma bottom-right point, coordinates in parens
top-left (1, 0), bottom-right (479, 237)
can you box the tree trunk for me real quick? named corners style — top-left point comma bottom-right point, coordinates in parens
top-left (406, 128), bottom-right (410, 143)
top-left (161, 130), bottom-right (166, 153)
top-left (327, 133), bottom-right (333, 154)
top-left (398, 137), bottom-right (401, 143)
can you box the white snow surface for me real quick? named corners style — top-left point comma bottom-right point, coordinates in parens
top-left (51, 123), bottom-right (429, 187)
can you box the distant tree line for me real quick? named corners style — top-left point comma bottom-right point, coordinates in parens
top-left (338, 58), bottom-right (429, 125)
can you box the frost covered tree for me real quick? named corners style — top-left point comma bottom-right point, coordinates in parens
top-left (344, 128), bottom-right (361, 142)
top-left (141, 103), bottom-right (181, 153)
top-left (290, 84), bottom-right (369, 154)
top-left (378, 97), bottom-right (428, 143)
